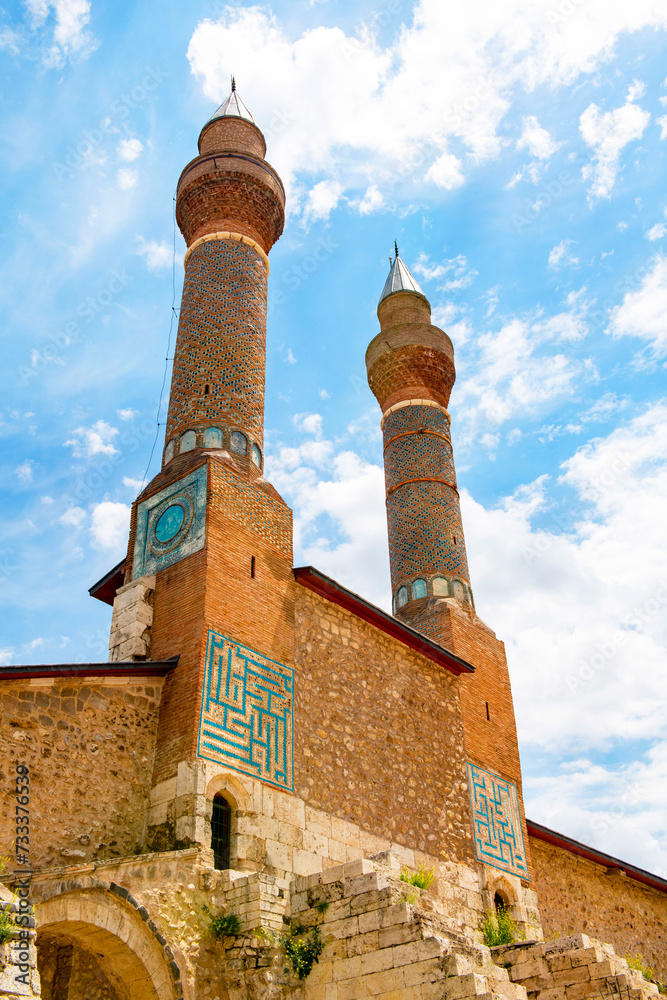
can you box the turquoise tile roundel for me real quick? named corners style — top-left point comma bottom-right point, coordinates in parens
top-left (155, 503), bottom-right (185, 542)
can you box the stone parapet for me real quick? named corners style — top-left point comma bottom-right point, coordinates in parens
top-left (108, 573), bottom-right (155, 661)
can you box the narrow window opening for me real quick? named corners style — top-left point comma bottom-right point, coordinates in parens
top-left (485, 701), bottom-right (490, 721)
top-left (211, 794), bottom-right (231, 870)
top-left (251, 556), bottom-right (256, 578)
top-left (453, 535), bottom-right (457, 545)
top-left (494, 892), bottom-right (506, 913)
top-left (204, 384), bottom-right (210, 396)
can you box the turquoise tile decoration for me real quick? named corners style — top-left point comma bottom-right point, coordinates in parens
top-left (198, 630), bottom-right (294, 791)
top-left (467, 762), bottom-right (529, 879)
top-left (132, 464), bottom-right (207, 578)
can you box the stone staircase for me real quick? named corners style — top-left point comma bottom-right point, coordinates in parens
top-left (491, 934), bottom-right (661, 1000)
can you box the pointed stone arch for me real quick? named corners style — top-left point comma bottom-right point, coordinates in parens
top-left (36, 888), bottom-right (184, 1000)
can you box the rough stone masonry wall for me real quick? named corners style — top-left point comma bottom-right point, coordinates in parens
top-left (294, 587), bottom-right (476, 865)
top-left (0, 676), bottom-right (162, 869)
top-left (530, 836), bottom-right (667, 981)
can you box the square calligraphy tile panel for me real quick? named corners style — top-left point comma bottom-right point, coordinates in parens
top-left (467, 762), bottom-right (529, 879)
top-left (198, 630), bottom-right (294, 791)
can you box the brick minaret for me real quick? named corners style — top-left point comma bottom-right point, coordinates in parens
top-left (113, 86), bottom-right (295, 851)
top-left (366, 248), bottom-right (473, 625)
top-left (367, 249), bottom-right (531, 875)
top-left (162, 80), bottom-right (285, 471)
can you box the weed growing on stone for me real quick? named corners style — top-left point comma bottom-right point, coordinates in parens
top-left (402, 888), bottom-right (418, 905)
top-left (284, 925), bottom-right (324, 980)
top-left (0, 907), bottom-right (16, 945)
top-left (481, 906), bottom-right (518, 946)
top-left (315, 900), bottom-right (329, 914)
top-left (400, 863), bottom-right (435, 889)
top-left (210, 912), bottom-right (241, 938)
top-left (626, 953), bottom-right (655, 982)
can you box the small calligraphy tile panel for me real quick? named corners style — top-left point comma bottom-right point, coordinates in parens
top-left (198, 630), bottom-right (294, 791)
top-left (467, 762), bottom-right (529, 879)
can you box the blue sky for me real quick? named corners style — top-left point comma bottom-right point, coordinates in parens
top-left (1, 0), bottom-right (666, 877)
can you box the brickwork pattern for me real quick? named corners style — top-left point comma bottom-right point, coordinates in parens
top-left (529, 836), bottom-right (667, 981)
top-left (165, 240), bottom-right (267, 451)
top-left (383, 404), bottom-right (472, 607)
top-left (0, 678), bottom-right (163, 869)
top-left (368, 342), bottom-right (456, 413)
top-left (293, 587), bottom-right (477, 863)
top-left (467, 763), bottom-right (528, 879)
top-left (198, 630), bottom-right (294, 790)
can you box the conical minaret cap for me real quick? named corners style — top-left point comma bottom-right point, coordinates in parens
top-left (378, 248), bottom-right (425, 306)
top-left (205, 78), bottom-right (256, 125)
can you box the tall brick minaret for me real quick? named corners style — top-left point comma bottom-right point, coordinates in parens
top-left (367, 249), bottom-right (531, 871)
top-left (111, 85), bottom-right (295, 851)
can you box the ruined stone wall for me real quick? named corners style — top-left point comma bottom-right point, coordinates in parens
top-left (0, 676), bottom-right (162, 868)
top-left (294, 587), bottom-right (476, 866)
top-left (530, 835), bottom-right (667, 980)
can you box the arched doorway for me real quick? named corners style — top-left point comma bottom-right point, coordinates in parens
top-left (36, 889), bottom-right (180, 1000)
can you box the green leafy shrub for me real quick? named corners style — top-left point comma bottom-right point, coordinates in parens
top-left (0, 908), bottom-right (17, 945)
top-left (210, 913), bottom-right (240, 938)
top-left (284, 925), bottom-right (324, 980)
top-left (481, 906), bottom-right (518, 947)
top-left (399, 864), bottom-right (435, 890)
top-left (626, 953), bottom-right (655, 981)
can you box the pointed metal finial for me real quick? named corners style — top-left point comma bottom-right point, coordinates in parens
top-left (394, 241), bottom-right (399, 258)
top-left (231, 75), bottom-right (236, 92)
top-left (389, 256), bottom-right (392, 266)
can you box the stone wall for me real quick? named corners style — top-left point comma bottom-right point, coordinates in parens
top-left (0, 676), bottom-right (163, 868)
top-left (530, 835), bottom-right (667, 981)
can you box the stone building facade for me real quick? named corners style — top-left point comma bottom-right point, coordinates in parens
top-left (1, 83), bottom-right (665, 998)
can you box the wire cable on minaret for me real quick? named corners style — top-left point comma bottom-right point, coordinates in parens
top-left (141, 192), bottom-right (179, 489)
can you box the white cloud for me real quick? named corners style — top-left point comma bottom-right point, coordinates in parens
top-left (517, 115), bottom-right (560, 159)
top-left (117, 168), bottom-right (138, 190)
top-left (186, 4), bottom-right (667, 216)
top-left (608, 254), bottom-right (667, 358)
top-left (645, 223), bottom-right (666, 241)
top-left (426, 153), bottom-right (465, 190)
top-left (41, 495), bottom-right (54, 504)
top-left (658, 115), bottom-right (667, 140)
top-left (293, 412), bottom-right (324, 438)
top-left (15, 459), bottom-right (34, 485)
top-left (302, 180), bottom-right (343, 225)
top-left (123, 476), bottom-right (144, 492)
top-left (0, 647), bottom-right (15, 666)
top-left (413, 252), bottom-right (477, 291)
top-left (626, 79), bottom-right (647, 103)
top-left (136, 238), bottom-right (175, 273)
top-left (90, 501), bottom-right (131, 551)
top-left (117, 408), bottom-right (138, 421)
top-left (548, 239), bottom-right (579, 269)
top-left (319, 388), bottom-right (332, 400)
top-left (59, 506), bottom-right (86, 528)
top-left (26, 0), bottom-right (98, 68)
top-left (355, 185), bottom-right (384, 215)
top-left (118, 138), bottom-right (143, 162)
top-left (579, 96), bottom-right (651, 202)
top-left (65, 420), bottom-right (119, 458)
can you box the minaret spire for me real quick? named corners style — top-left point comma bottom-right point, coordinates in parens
top-left (366, 253), bottom-right (474, 626)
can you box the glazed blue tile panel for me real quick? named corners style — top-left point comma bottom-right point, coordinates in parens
top-left (198, 630), bottom-right (294, 791)
top-left (467, 762), bottom-right (529, 879)
top-left (132, 464), bottom-right (207, 579)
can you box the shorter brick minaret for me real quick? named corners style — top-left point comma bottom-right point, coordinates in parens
top-left (366, 247), bottom-right (473, 633)
top-left (367, 249), bottom-right (530, 871)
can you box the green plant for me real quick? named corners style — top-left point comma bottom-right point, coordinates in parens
top-left (0, 908), bottom-right (16, 945)
top-left (315, 900), bottom-right (329, 914)
top-left (284, 925), bottom-right (324, 980)
top-left (402, 888), bottom-right (418, 905)
top-left (210, 912), bottom-right (240, 938)
top-left (399, 864), bottom-right (435, 890)
top-left (481, 906), bottom-right (518, 947)
top-left (626, 953), bottom-right (655, 981)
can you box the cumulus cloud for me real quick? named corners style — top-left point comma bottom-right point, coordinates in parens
top-left (65, 420), bottom-right (119, 458)
top-left (607, 254), bottom-right (667, 359)
top-left (548, 239), bottom-right (579, 269)
top-left (302, 180), bottom-right (343, 225)
top-left (186, 3), bottom-right (667, 217)
top-left (579, 91), bottom-right (651, 202)
top-left (90, 501), bottom-right (131, 551)
top-left (118, 138), bottom-right (143, 162)
top-left (59, 506), bottom-right (86, 528)
top-left (136, 238), bottom-right (176, 273)
top-left (25, 0), bottom-right (98, 68)
top-left (645, 223), bottom-right (666, 241)
top-left (117, 408), bottom-right (138, 421)
top-left (117, 168), bottom-right (138, 190)
top-left (517, 115), bottom-right (560, 159)
top-left (355, 184), bottom-right (384, 215)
